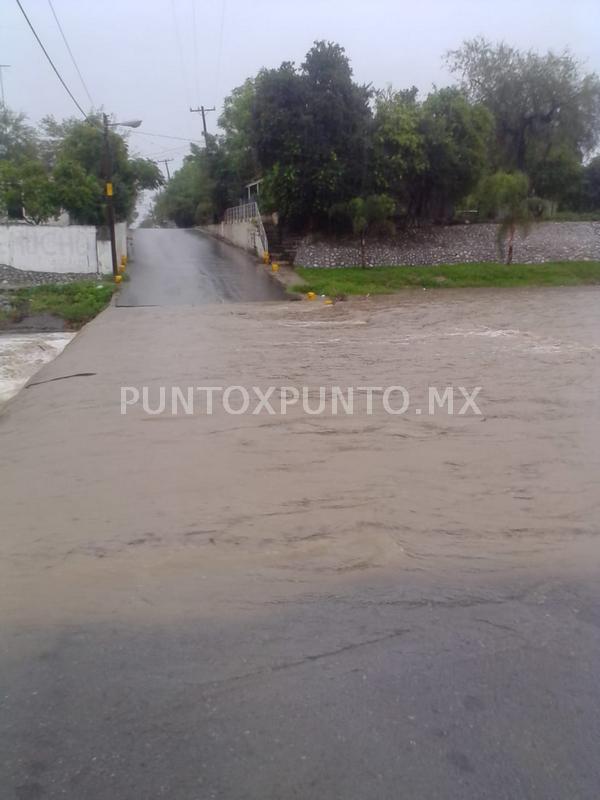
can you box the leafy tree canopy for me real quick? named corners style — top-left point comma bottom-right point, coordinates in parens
top-left (446, 38), bottom-right (600, 181)
top-left (0, 107), bottom-right (38, 162)
top-left (152, 39), bottom-right (600, 232)
top-left (251, 41), bottom-right (372, 226)
top-left (1, 109), bottom-right (163, 225)
top-left (153, 147), bottom-right (213, 228)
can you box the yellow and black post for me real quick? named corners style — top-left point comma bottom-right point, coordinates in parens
top-left (103, 114), bottom-right (119, 278)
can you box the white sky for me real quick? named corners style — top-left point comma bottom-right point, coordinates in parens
top-left (2, 0), bottom-right (599, 180)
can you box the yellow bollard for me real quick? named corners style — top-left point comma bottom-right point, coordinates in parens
top-left (307, 291), bottom-right (316, 301)
top-left (114, 274), bottom-right (123, 284)
top-left (263, 251), bottom-right (270, 264)
top-left (271, 262), bottom-right (280, 272)
top-left (324, 298), bottom-right (333, 305)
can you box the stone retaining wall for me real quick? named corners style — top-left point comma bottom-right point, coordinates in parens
top-left (295, 221), bottom-right (600, 268)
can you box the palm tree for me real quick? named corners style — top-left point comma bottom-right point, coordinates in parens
top-left (478, 171), bottom-right (547, 264)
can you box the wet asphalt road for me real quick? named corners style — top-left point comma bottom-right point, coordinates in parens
top-left (2, 243), bottom-right (600, 799)
top-left (6, 574), bottom-right (600, 800)
top-left (117, 228), bottom-right (285, 306)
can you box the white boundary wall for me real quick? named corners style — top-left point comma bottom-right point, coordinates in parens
top-left (202, 221), bottom-right (266, 258)
top-left (0, 225), bottom-right (98, 274)
top-left (96, 223), bottom-right (128, 274)
top-left (0, 222), bottom-right (129, 275)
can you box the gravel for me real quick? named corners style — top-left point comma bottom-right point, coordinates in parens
top-left (0, 264), bottom-right (100, 289)
top-left (295, 221), bottom-right (600, 268)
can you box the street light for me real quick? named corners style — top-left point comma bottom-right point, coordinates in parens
top-left (102, 115), bottom-right (142, 277)
top-left (109, 119), bottom-right (142, 129)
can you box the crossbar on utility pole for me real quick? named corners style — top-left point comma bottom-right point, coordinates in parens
top-left (190, 105), bottom-right (215, 139)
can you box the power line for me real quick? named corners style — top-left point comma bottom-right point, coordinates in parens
top-left (146, 143), bottom-right (192, 158)
top-left (191, 0), bottom-right (200, 102)
top-left (170, 0), bottom-right (191, 107)
top-left (47, 0), bottom-right (94, 108)
top-left (213, 0), bottom-right (227, 106)
top-left (129, 129), bottom-right (203, 143)
top-left (14, 0), bottom-right (87, 118)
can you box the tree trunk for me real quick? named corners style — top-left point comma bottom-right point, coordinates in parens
top-left (515, 123), bottom-right (528, 172)
top-left (506, 223), bottom-right (515, 265)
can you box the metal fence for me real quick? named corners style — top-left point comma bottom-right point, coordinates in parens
top-left (224, 201), bottom-right (268, 254)
top-left (224, 202), bottom-right (259, 224)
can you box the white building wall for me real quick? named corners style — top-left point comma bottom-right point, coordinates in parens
top-left (97, 223), bottom-right (128, 274)
top-left (0, 224), bottom-right (98, 274)
top-left (96, 239), bottom-right (113, 274)
top-left (0, 222), bottom-right (130, 275)
top-left (116, 222), bottom-right (128, 263)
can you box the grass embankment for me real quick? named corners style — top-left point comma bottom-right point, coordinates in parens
top-left (0, 281), bottom-right (116, 327)
top-left (294, 261), bottom-right (600, 296)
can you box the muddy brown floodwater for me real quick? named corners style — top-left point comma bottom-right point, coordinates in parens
top-left (1, 285), bottom-right (600, 799)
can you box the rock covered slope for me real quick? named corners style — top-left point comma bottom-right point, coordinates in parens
top-left (295, 221), bottom-right (600, 267)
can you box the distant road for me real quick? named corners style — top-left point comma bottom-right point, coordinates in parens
top-left (117, 228), bottom-right (286, 306)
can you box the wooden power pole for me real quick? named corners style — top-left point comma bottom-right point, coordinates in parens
top-left (189, 105), bottom-right (215, 139)
top-left (158, 158), bottom-right (173, 181)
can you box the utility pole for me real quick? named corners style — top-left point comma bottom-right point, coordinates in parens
top-left (189, 105), bottom-right (215, 140)
top-left (0, 65), bottom-right (10, 107)
top-left (102, 113), bottom-right (119, 278)
top-left (158, 158), bottom-right (173, 181)
top-left (98, 115), bottom-right (141, 278)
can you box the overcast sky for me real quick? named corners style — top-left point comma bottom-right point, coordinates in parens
top-left (3, 0), bottom-right (599, 181)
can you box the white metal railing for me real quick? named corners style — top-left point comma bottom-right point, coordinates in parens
top-left (224, 201), bottom-right (268, 254)
top-left (224, 201), bottom-right (259, 224)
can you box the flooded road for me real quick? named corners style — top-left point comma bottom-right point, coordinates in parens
top-left (117, 228), bottom-right (286, 306)
top-left (2, 286), bottom-right (600, 798)
top-left (0, 332), bottom-right (75, 406)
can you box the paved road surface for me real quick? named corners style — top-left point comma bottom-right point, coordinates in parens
top-left (2, 241), bottom-right (600, 799)
top-left (117, 228), bottom-right (285, 306)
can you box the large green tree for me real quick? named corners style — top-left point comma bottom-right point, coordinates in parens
top-left (251, 42), bottom-right (372, 227)
top-left (371, 88), bottom-right (426, 214)
top-left (1, 109), bottom-right (163, 225)
top-left (153, 146), bottom-right (213, 227)
top-left (156, 39), bottom-right (598, 229)
top-left (0, 159), bottom-right (57, 223)
top-left (0, 107), bottom-right (38, 162)
top-left (418, 88), bottom-right (493, 218)
top-left (218, 78), bottom-right (259, 191)
top-left (47, 115), bottom-right (163, 224)
top-left (371, 86), bottom-right (492, 220)
top-left (0, 156), bottom-right (103, 225)
top-left (447, 38), bottom-right (600, 186)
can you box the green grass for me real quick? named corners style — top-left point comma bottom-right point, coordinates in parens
top-left (10, 281), bottom-right (116, 326)
top-left (548, 210), bottom-right (600, 222)
top-left (294, 261), bottom-right (600, 296)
